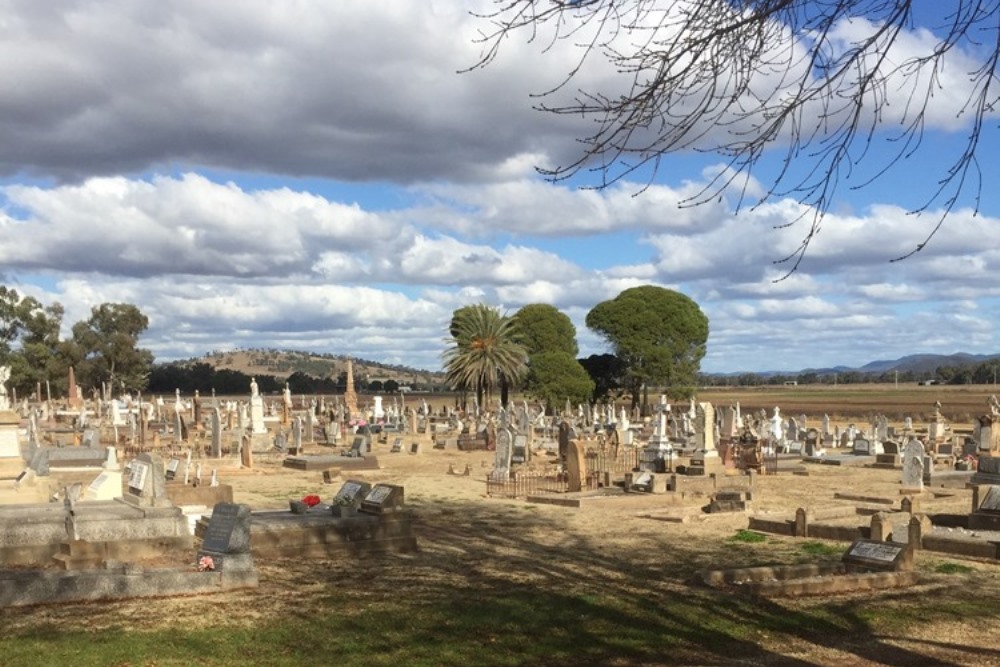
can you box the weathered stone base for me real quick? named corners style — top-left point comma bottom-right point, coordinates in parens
top-left (0, 500), bottom-right (191, 567)
top-left (282, 454), bottom-right (380, 471)
top-left (0, 565), bottom-right (257, 607)
top-left (196, 509), bottom-right (417, 559)
top-left (698, 563), bottom-right (919, 597)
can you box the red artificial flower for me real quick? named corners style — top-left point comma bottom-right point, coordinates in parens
top-left (302, 494), bottom-right (322, 507)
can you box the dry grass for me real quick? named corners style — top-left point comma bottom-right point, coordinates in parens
top-left (4, 384), bottom-right (1000, 665)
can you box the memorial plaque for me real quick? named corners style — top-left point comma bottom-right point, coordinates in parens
top-left (88, 472), bottom-right (109, 494)
top-left (980, 486), bottom-right (1000, 513)
top-left (980, 457), bottom-right (1000, 475)
top-left (360, 483), bottom-right (404, 514)
top-left (127, 459), bottom-right (150, 492)
top-left (333, 479), bottom-right (371, 507)
top-left (166, 458), bottom-right (180, 481)
top-left (198, 502), bottom-right (253, 572)
top-left (201, 503), bottom-right (248, 554)
top-left (842, 539), bottom-right (912, 572)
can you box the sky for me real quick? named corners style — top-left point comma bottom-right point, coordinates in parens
top-left (1, 0), bottom-right (999, 375)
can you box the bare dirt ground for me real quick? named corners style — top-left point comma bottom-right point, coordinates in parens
top-left (7, 434), bottom-right (1000, 666)
top-left (6, 391), bottom-right (1000, 666)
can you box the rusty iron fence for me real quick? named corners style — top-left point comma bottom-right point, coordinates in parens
top-left (485, 470), bottom-right (601, 498)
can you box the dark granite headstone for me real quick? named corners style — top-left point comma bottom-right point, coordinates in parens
top-left (980, 486), bottom-right (1000, 513)
top-left (852, 438), bottom-right (873, 456)
top-left (198, 502), bottom-right (254, 572)
top-left (333, 479), bottom-right (371, 508)
top-left (842, 539), bottom-right (912, 572)
top-left (360, 483), bottom-right (404, 514)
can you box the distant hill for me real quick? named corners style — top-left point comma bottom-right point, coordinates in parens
top-left (790, 352), bottom-right (1000, 377)
top-left (178, 349), bottom-right (445, 388)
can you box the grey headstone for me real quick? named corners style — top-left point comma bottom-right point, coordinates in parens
top-left (198, 502), bottom-right (254, 571)
top-left (901, 440), bottom-right (925, 490)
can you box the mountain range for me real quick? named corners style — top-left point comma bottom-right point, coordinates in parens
top-left (791, 352), bottom-right (1000, 377)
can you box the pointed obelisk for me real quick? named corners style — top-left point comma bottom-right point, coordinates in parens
top-left (344, 359), bottom-right (359, 422)
top-left (67, 366), bottom-right (82, 408)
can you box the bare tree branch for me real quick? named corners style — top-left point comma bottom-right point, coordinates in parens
top-left (470, 0), bottom-right (1000, 276)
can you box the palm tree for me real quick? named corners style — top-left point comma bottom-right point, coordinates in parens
top-left (443, 304), bottom-right (527, 410)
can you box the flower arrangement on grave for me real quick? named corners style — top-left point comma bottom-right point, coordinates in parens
top-left (198, 555), bottom-right (215, 572)
top-left (302, 494), bottom-right (322, 508)
top-left (963, 454), bottom-right (978, 470)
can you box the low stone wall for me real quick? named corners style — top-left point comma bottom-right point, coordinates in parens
top-left (749, 506), bottom-right (1000, 562)
top-left (698, 563), bottom-right (919, 597)
top-left (806, 524), bottom-right (868, 542)
top-left (0, 501), bottom-right (191, 567)
top-left (0, 565), bottom-right (257, 607)
top-left (922, 535), bottom-right (1000, 560)
top-left (197, 510), bottom-right (418, 559)
top-left (747, 516), bottom-right (794, 536)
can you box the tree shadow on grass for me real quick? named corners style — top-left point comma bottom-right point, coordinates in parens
top-left (3, 496), bottom-right (999, 666)
top-left (285, 497), bottom-right (1000, 666)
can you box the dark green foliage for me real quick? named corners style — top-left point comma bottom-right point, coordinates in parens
top-left (524, 351), bottom-right (595, 411)
top-left (586, 286), bottom-right (708, 406)
top-left (514, 303), bottom-right (578, 357)
top-left (579, 353), bottom-right (628, 403)
top-left (72, 303), bottom-right (154, 392)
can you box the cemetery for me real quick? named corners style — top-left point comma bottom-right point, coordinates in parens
top-left (0, 364), bottom-right (999, 664)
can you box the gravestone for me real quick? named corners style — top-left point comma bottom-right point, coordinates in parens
top-left (565, 439), bottom-right (587, 492)
top-left (492, 428), bottom-right (513, 481)
top-left (198, 502), bottom-right (254, 572)
top-left (511, 434), bottom-right (529, 464)
top-left (842, 539), bottom-right (912, 572)
top-left (124, 453), bottom-right (169, 507)
top-left (901, 440), bottom-right (925, 491)
top-left (86, 469), bottom-right (123, 501)
top-left (211, 408), bottom-right (222, 458)
top-left (165, 458), bottom-right (180, 481)
top-left (852, 438), bottom-right (873, 456)
top-left (390, 437), bottom-right (402, 453)
top-left (803, 428), bottom-right (820, 457)
top-left (557, 421), bottom-right (570, 465)
top-left (0, 408), bottom-right (19, 458)
top-left (360, 483), bottom-right (405, 514)
top-left (333, 479), bottom-right (372, 508)
top-left (346, 436), bottom-right (364, 458)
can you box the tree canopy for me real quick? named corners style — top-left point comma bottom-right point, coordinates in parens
top-left (472, 1), bottom-right (998, 269)
top-left (514, 303), bottom-right (579, 357)
top-left (71, 303), bottom-right (154, 393)
top-left (514, 303), bottom-right (592, 411)
top-left (524, 351), bottom-right (595, 412)
top-left (586, 285), bottom-right (708, 404)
